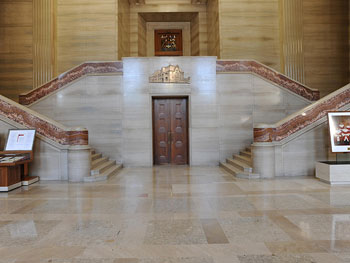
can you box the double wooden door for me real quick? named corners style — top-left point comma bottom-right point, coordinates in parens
top-left (153, 98), bottom-right (188, 165)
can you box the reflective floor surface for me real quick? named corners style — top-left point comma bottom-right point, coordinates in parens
top-left (1, 166), bottom-right (350, 262)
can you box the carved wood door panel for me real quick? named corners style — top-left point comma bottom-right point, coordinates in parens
top-left (153, 98), bottom-right (188, 165)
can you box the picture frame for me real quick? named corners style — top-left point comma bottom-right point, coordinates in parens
top-left (328, 112), bottom-right (350, 153)
top-left (5, 129), bottom-right (36, 151)
top-left (154, 29), bottom-right (183, 56)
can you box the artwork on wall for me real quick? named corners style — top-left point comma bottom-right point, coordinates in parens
top-left (154, 29), bottom-right (183, 56)
top-left (149, 65), bottom-right (190, 83)
top-left (328, 112), bottom-right (350, 152)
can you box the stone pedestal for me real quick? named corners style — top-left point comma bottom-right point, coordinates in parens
top-left (68, 145), bottom-right (91, 182)
top-left (316, 161), bottom-right (350, 185)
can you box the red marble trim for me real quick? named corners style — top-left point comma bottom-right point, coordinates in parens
top-left (216, 60), bottom-right (320, 101)
top-left (254, 87), bottom-right (350, 142)
top-left (19, 62), bottom-right (123, 105)
top-left (0, 99), bottom-right (88, 146)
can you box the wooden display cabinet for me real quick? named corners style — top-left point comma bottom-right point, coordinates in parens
top-left (0, 151), bottom-right (37, 191)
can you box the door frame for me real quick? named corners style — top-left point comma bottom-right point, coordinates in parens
top-left (152, 96), bottom-right (189, 165)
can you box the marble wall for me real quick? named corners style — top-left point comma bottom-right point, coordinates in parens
top-left (253, 120), bottom-right (331, 178)
top-left (28, 57), bottom-right (311, 167)
top-left (217, 73), bottom-right (310, 161)
top-left (30, 75), bottom-right (123, 163)
top-left (122, 57), bottom-right (218, 166)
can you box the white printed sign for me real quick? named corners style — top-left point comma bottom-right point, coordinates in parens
top-left (5, 130), bottom-right (36, 151)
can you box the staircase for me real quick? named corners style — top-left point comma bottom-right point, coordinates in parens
top-left (220, 147), bottom-right (259, 179)
top-left (84, 149), bottom-right (122, 182)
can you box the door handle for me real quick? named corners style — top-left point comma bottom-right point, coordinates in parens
top-left (168, 132), bottom-right (171, 144)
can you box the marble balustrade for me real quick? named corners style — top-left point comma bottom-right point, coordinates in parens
top-left (19, 60), bottom-right (318, 106)
top-left (253, 84), bottom-right (350, 178)
top-left (0, 95), bottom-right (90, 182)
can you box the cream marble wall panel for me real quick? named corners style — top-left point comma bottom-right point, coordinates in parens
top-left (122, 56), bottom-right (217, 167)
top-left (57, 0), bottom-right (117, 74)
top-left (218, 0), bottom-right (281, 70)
top-left (30, 75), bottom-right (123, 163)
top-left (217, 73), bottom-right (310, 162)
top-left (252, 77), bottom-right (310, 124)
top-left (303, 0), bottom-right (349, 96)
top-left (31, 139), bottom-right (67, 180)
top-left (282, 124), bottom-right (328, 176)
top-left (0, 1), bottom-right (33, 101)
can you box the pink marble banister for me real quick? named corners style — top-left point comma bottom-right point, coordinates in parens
top-left (254, 84), bottom-right (350, 143)
top-left (19, 61), bottom-right (123, 105)
top-left (0, 95), bottom-right (88, 146)
top-left (19, 59), bottom-right (318, 106)
top-left (216, 60), bottom-right (320, 101)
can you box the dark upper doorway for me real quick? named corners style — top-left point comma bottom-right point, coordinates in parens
top-left (153, 97), bottom-right (189, 165)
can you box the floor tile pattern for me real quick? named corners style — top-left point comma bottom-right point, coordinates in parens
top-left (1, 166), bottom-right (350, 262)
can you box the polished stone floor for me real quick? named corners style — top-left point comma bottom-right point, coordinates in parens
top-left (1, 166), bottom-right (350, 262)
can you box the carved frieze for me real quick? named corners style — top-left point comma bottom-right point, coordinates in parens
top-left (149, 65), bottom-right (190, 84)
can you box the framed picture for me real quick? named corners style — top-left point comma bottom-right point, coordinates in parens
top-left (328, 112), bottom-right (350, 152)
top-left (154, 29), bottom-right (183, 56)
top-left (5, 129), bottom-right (36, 151)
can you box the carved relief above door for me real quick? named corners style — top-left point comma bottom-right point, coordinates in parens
top-left (153, 98), bottom-right (188, 165)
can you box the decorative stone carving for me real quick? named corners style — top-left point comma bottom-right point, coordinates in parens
top-left (149, 65), bottom-right (190, 83)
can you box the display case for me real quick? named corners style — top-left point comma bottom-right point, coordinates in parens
top-left (0, 129), bottom-right (38, 191)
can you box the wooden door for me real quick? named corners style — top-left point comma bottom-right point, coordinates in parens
top-left (153, 98), bottom-right (188, 165)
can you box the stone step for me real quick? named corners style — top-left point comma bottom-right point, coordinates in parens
top-left (85, 164), bottom-right (122, 182)
top-left (220, 162), bottom-right (259, 179)
top-left (91, 160), bottom-right (116, 176)
top-left (91, 156), bottom-right (108, 169)
top-left (233, 154), bottom-right (252, 165)
top-left (227, 158), bottom-right (253, 173)
top-left (240, 151), bottom-right (251, 158)
top-left (91, 153), bottom-right (102, 161)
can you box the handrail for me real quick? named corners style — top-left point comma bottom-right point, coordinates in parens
top-left (254, 83), bottom-right (350, 142)
top-left (217, 60), bottom-right (319, 101)
top-left (0, 95), bottom-right (88, 146)
top-left (19, 61), bottom-right (123, 105)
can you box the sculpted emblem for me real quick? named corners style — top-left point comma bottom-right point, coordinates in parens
top-left (149, 65), bottom-right (190, 84)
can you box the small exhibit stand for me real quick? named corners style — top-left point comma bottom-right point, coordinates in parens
top-left (316, 112), bottom-right (350, 185)
top-left (0, 129), bottom-right (38, 191)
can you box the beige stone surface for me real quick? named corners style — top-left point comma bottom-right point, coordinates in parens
top-left (1, 166), bottom-right (350, 262)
